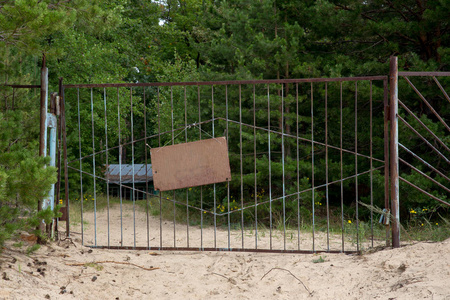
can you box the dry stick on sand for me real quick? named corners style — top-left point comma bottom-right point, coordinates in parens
top-left (66, 261), bottom-right (159, 271)
top-left (261, 267), bottom-right (313, 296)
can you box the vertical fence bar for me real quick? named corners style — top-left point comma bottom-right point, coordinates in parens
top-left (90, 88), bottom-right (97, 246)
top-left (340, 82), bottom-right (344, 252)
top-left (239, 84), bottom-right (244, 249)
top-left (184, 86), bottom-right (189, 248)
top-left (311, 82), bottom-right (315, 252)
top-left (389, 56), bottom-right (400, 248)
top-left (103, 88), bottom-right (110, 247)
top-left (77, 88), bottom-right (84, 244)
top-left (198, 85), bottom-right (203, 249)
top-left (157, 87), bottom-right (162, 249)
top-left (226, 85), bottom-right (231, 249)
top-left (61, 85), bottom-right (70, 238)
top-left (254, 84), bottom-right (258, 249)
top-left (267, 84), bottom-right (273, 250)
top-left (117, 88), bottom-right (123, 247)
top-left (281, 84), bottom-right (286, 250)
top-left (170, 87), bottom-right (176, 247)
top-left (355, 82), bottom-right (359, 252)
top-left (212, 85), bottom-right (217, 249)
top-left (130, 88), bottom-right (136, 249)
top-left (370, 81), bottom-right (374, 248)
top-left (325, 82), bottom-right (330, 251)
top-left (144, 87), bottom-right (150, 249)
top-left (296, 83), bottom-right (300, 250)
top-left (383, 78), bottom-right (390, 246)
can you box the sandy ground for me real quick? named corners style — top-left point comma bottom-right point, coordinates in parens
top-left (1, 204), bottom-right (450, 300)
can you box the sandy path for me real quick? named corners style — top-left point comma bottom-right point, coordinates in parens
top-left (1, 236), bottom-right (449, 299)
top-left (1, 203), bottom-right (449, 299)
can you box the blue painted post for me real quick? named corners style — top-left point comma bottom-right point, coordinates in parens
top-left (44, 93), bottom-right (58, 238)
top-left (47, 113), bottom-right (57, 211)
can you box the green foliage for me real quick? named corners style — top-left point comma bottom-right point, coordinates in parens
top-left (0, 108), bottom-right (57, 249)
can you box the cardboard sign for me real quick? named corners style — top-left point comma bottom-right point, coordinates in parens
top-left (150, 137), bottom-right (231, 191)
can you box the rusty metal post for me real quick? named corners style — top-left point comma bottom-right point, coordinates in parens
top-left (39, 58), bottom-right (48, 170)
top-left (60, 80), bottom-right (70, 237)
top-left (389, 56), bottom-right (400, 248)
top-left (38, 55), bottom-right (48, 237)
top-left (55, 78), bottom-right (63, 237)
top-left (383, 78), bottom-right (390, 246)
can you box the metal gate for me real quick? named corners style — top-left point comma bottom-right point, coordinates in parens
top-left (61, 75), bottom-right (390, 254)
top-left (6, 57), bottom-right (448, 253)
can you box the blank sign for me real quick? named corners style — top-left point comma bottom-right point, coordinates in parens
top-left (150, 137), bottom-right (231, 191)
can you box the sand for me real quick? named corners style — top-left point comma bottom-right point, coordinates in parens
top-left (1, 203), bottom-right (449, 300)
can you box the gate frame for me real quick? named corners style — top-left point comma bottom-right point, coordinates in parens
top-left (60, 75), bottom-right (390, 254)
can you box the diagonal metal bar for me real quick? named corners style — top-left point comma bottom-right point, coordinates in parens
top-left (219, 118), bottom-right (385, 163)
top-left (399, 143), bottom-right (450, 182)
top-left (398, 115), bottom-right (449, 163)
top-left (398, 99), bottom-right (450, 153)
top-left (399, 158), bottom-right (450, 193)
top-left (402, 76), bottom-right (450, 132)
top-left (432, 76), bottom-right (450, 105)
top-left (399, 177), bottom-right (450, 207)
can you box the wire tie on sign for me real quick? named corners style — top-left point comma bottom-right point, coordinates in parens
top-left (191, 122), bottom-right (223, 145)
top-left (153, 121), bottom-right (224, 154)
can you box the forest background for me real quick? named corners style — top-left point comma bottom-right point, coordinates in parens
top-left (0, 0), bottom-right (449, 247)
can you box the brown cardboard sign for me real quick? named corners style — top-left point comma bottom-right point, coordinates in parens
top-left (150, 137), bottom-right (231, 191)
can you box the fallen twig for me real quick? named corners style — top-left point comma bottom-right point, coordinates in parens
top-left (208, 272), bottom-right (237, 285)
top-left (66, 261), bottom-right (159, 271)
top-left (210, 272), bottom-right (229, 280)
top-left (261, 267), bottom-right (313, 296)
